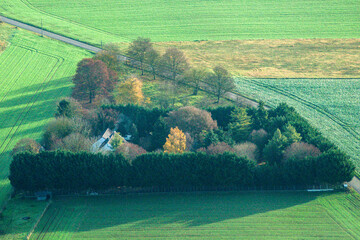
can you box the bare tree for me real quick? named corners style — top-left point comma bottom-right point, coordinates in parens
top-left (207, 65), bottom-right (235, 103)
top-left (127, 37), bottom-right (152, 75)
top-left (161, 47), bottom-right (189, 83)
top-left (145, 48), bottom-right (160, 80)
top-left (184, 67), bottom-right (208, 95)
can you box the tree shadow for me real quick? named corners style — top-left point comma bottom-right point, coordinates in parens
top-left (32, 191), bottom-right (324, 236)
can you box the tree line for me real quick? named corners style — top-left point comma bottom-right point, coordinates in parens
top-left (9, 148), bottom-right (353, 192)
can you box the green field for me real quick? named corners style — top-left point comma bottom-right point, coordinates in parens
top-left (1, 191), bottom-right (353, 239)
top-left (0, 28), bottom-right (91, 207)
top-left (235, 78), bottom-right (360, 167)
top-left (1, 0), bottom-right (359, 45)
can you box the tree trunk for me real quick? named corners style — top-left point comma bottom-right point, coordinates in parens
top-left (141, 62), bottom-right (144, 75)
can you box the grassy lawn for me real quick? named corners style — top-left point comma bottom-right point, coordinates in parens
top-left (0, 27), bottom-right (91, 208)
top-left (0, 191), bottom-right (355, 239)
top-left (0, 0), bottom-right (359, 45)
top-left (235, 78), bottom-right (360, 167)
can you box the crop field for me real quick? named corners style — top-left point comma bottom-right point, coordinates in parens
top-left (235, 78), bottom-right (360, 167)
top-left (15, 191), bottom-right (359, 239)
top-left (0, 28), bottom-right (91, 207)
top-left (1, 0), bottom-right (359, 45)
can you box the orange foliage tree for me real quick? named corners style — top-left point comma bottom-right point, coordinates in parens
top-left (163, 127), bottom-right (186, 153)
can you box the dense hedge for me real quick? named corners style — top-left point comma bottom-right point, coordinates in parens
top-left (10, 149), bottom-right (354, 192)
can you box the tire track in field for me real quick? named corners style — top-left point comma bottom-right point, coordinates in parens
top-left (243, 78), bottom-right (360, 142)
top-left (18, 0), bottom-right (132, 42)
top-left (0, 45), bottom-right (64, 190)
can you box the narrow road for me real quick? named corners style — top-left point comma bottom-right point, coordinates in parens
top-left (0, 16), bottom-right (102, 53)
top-left (349, 176), bottom-right (360, 195)
top-left (1, 15), bottom-right (258, 107)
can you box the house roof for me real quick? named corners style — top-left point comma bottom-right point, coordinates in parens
top-left (102, 128), bottom-right (113, 139)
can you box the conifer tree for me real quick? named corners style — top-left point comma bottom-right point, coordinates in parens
top-left (228, 108), bottom-right (252, 142)
top-left (263, 129), bottom-right (288, 164)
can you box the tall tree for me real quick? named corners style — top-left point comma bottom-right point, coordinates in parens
top-left (127, 37), bottom-right (153, 75)
top-left (163, 127), bottom-right (186, 153)
top-left (93, 50), bottom-right (118, 70)
top-left (228, 108), bottom-right (252, 142)
top-left (145, 48), bottom-right (160, 80)
top-left (184, 67), bottom-right (208, 95)
top-left (161, 47), bottom-right (189, 82)
top-left (207, 65), bottom-right (235, 103)
top-left (72, 58), bottom-right (116, 103)
top-left (113, 77), bottom-right (146, 105)
top-left (263, 129), bottom-right (288, 165)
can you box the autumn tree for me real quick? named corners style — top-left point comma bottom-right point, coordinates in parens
top-left (163, 127), bottom-right (186, 153)
top-left (93, 50), bottom-right (118, 70)
top-left (127, 37), bottom-right (153, 75)
top-left (113, 77), bottom-right (147, 105)
top-left (207, 65), bottom-right (235, 103)
top-left (72, 58), bottom-right (117, 103)
top-left (184, 67), bottom-right (208, 95)
top-left (110, 132), bottom-right (124, 149)
top-left (12, 138), bottom-right (41, 156)
top-left (161, 47), bottom-right (189, 82)
top-left (165, 106), bottom-right (217, 138)
top-left (145, 48), bottom-right (160, 80)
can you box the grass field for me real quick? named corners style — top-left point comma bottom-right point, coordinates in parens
top-left (0, 0), bottom-right (359, 45)
top-left (0, 191), bottom-right (354, 239)
top-left (0, 27), bottom-right (91, 207)
top-left (153, 39), bottom-right (360, 78)
top-left (235, 78), bottom-right (360, 167)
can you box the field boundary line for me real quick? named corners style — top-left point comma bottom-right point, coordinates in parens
top-left (27, 200), bottom-right (52, 240)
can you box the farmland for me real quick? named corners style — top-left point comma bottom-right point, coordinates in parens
top-left (0, 27), bottom-right (91, 207)
top-left (0, 191), bottom-right (353, 239)
top-left (235, 78), bottom-right (360, 167)
top-left (1, 0), bottom-right (359, 45)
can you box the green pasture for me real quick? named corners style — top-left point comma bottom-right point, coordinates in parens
top-left (0, 28), bottom-right (91, 207)
top-left (1, 0), bottom-right (359, 45)
top-left (235, 78), bottom-right (360, 167)
top-left (0, 191), bottom-right (354, 239)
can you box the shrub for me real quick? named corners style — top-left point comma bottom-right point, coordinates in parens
top-left (54, 133), bottom-right (93, 153)
top-left (116, 142), bottom-right (147, 161)
top-left (233, 142), bottom-right (259, 162)
top-left (110, 132), bottom-right (123, 149)
top-left (42, 117), bottom-right (74, 150)
top-left (12, 138), bottom-right (41, 156)
top-left (205, 142), bottom-right (234, 155)
top-left (283, 142), bottom-right (321, 161)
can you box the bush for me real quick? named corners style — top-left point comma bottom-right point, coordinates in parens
top-left (54, 133), bottom-right (94, 153)
top-left (55, 97), bottom-right (82, 118)
top-left (42, 118), bottom-right (74, 150)
top-left (283, 142), bottom-right (321, 161)
top-left (233, 142), bottom-right (259, 162)
top-left (116, 142), bottom-right (147, 161)
top-left (205, 142), bottom-right (234, 155)
top-left (12, 138), bottom-right (41, 156)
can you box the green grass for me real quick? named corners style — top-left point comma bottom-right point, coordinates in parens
top-left (0, 0), bottom-right (359, 45)
top-left (0, 196), bottom-right (48, 239)
top-left (235, 78), bottom-right (360, 167)
top-left (0, 28), bottom-right (91, 207)
top-left (5, 191), bottom-right (355, 239)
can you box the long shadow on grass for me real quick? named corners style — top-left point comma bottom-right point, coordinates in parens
top-left (0, 77), bottom-right (71, 129)
top-left (42, 191), bottom-right (322, 234)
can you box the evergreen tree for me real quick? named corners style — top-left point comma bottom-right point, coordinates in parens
top-left (283, 124), bottom-right (302, 146)
top-left (228, 108), bottom-right (252, 142)
top-left (252, 101), bottom-right (268, 129)
top-left (263, 129), bottom-right (288, 165)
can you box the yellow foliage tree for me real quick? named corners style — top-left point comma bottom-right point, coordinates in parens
top-left (113, 77), bottom-right (148, 105)
top-left (163, 127), bottom-right (186, 153)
